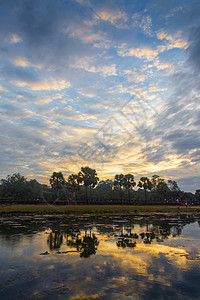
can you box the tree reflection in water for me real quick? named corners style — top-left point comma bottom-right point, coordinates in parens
top-left (41, 214), bottom-right (199, 254)
top-left (47, 230), bottom-right (63, 250)
top-left (116, 238), bottom-right (136, 248)
top-left (80, 233), bottom-right (99, 258)
top-left (0, 214), bottom-right (199, 300)
top-left (65, 230), bottom-right (99, 258)
top-left (116, 219), bottom-right (181, 247)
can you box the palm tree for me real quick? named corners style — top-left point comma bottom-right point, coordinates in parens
top-left (137, 177), bottom-right (152, 204)
top-left (151, 175), bottom-right (165, 190)
top-left (68, 174), bottom-right (78, 186)
top-left (78, 167), bottom-right (99, 204)
top-left (114, 174), bottom-right (124, 204)
top-left (89, 169), bottom-right (99, 203)
top-left (123, 174), bottom-right (136, 204)
top-left (68, 174), bottom-right (81, 202)
top-left (49, 172), bottom-right (65, 199)
top-left (151, 174), bottom-right (160, 190)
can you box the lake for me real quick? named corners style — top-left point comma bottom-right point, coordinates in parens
top-left (0, 213), bottom-right (200, 299)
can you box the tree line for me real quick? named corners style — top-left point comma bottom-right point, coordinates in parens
top-left (0, 167), bottom-right (199, 204)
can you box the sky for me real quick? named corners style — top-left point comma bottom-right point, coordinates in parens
top-left (0, 0), bottom-right (200, 192)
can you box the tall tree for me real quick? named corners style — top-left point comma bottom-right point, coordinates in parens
top-left (89, 168), bottom-right (99, 202)
top-left (96, 180), bottom-right (113, 192)
top-left (151, 175), bottom-right (165, 190)
top-left (123, 174), bottom-right (136, 204)
top-left (168, 180), bottom-right (180, 192)
top-left (1, 173), bottom-right (27, 199)
top-left (68, 174), bottom-right (81, 202)
top-left (151, 175), bottom-right (168, 201)
top-left (195, 190), bottom-right (200, 202)
top-left (156, 181), bottom-right (169, 200)
top-left (114, 174), bottom-right (125, 204)
top-left (78, 167), bottom-right (99, 204)
top-left (49, 172), bottom-right (65, 199)
top-left (138, 177), bottom-right (152, 204)
top-left (68, 174), bottom-right (80, 188)
top-left (26, 179), bottom-right (42, 199)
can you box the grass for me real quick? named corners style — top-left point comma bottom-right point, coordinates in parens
top-left (0, 204), bottom-right (199, 215)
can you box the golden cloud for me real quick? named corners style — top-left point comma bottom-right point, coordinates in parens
top-left (14, 80), bottom-right (71, 91)
top-left (95, 10), bottom-right (127, 24)
top-left (157, 31), bottom-right (188, 50)
top-left (13, 57), bottom-right (42, 69)
top-left (8, 34), bottom-right (22, 44)
top-left (119, 46), bottom-right (159, 61)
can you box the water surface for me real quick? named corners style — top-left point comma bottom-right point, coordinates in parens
top-left (0, 213), bottom-right (200, 299)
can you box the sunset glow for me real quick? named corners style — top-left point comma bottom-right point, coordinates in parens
top-left (0, 0), bottom-right (200, 191)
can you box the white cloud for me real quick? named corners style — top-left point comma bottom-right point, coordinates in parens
top-left (78, 87), bottom-right (98, 98)
top-left (140, 15), bottom-right (152, 35)
top-left (148, 85), bottom-right (167, 93)
top-left (156, 62), bottom-right (175, 73)
top-left (14, 80), bottom-right (71, 91)
top-left (95, 9), bottom-right (127, 26)
top-left (118, 46), bottom-right (159, 61)
top-left (12, 57), bottom-right (42, 69)
top-left (157, 31), bottom-right (188, 50)
top-left (72, 58), bottom-right (117, 77)
top-left (124, 68), bottom-right (149, 83)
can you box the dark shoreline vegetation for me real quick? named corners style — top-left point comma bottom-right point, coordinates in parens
top-left (1, 168), bottom-right (200, 206)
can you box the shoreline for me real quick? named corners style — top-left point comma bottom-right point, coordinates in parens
top-left (0, 204), bottom-right (199, 216)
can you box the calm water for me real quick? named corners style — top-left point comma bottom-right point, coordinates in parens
top-left (0, 213), bottom-right (200, 300)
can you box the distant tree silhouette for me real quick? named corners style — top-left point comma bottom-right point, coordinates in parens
top-left (138, 177), bottom-right (152, 204)
top-left (78, 167), bottom-right (99, 204)
top-left (156, 181), bottom-right (169, 200)
top-left (123, 174), bottom-right (136, 204)
top-left (1, 173), bottom-right (27, 199)
top-left (68, 174), bottom-right (81, 202)
top-left (168, 180), bottom-right (180, 192)
top-left (89, 168), bottom-right (99, 202)
top-left (195, 190), bottom-right (200, 203)
top-left (151, 175), bottom-right (169, 201)
top-left (49, 172), bottom-right (65, 199)
top-left (114, 174), bottom-right (124, 204)
top-left (68, 174), bottom-right (80, 188)
top-left (151, 175), bottom-right (164, 190)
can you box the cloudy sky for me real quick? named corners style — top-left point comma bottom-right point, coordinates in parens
top-left (0, 0), bottom-right (200, 192)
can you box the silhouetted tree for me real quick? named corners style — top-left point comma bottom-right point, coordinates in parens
top-left (26, 179), bottom-right (42, 199)
top-left (89, 168), bottom-right (99, 202)
top-left (1, 173), bottom-right (27, 199)
top-left (78, 167), bottom-right (99, 204)
top-left (114, 174), bottom-right (124, 204)
top-left (68, 174), bottom-right (80, 188)
top-left (195, 190), bottom-right (200, 203)
top-left (96, 180), bottom-right (113, 193)
top-left (138, 177), bottom-right (152, 204)
top-left (68, 174), bottom-right (81, 202)
top-left (150, 175), bottom-right (169, 202)
top-left (123, 174), bottom-right (136, 204)
top-left (49, 172), bottom-right (65, 199)
top-left (151, 175), bottom-right (165, 190)
top-left (168, 180), bottom-right (180, 192)
top-left (156, 181), bottom-right (169, 200)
